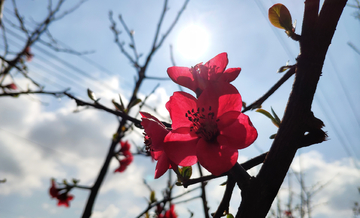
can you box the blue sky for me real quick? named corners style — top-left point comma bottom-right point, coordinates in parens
top-left (0, 0), bottom-right (360, 217)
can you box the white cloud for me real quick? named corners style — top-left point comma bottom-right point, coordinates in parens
top-left (92, 204), bottom-right (120, 218)
top-left (272, 150), bottom-right (360, 218)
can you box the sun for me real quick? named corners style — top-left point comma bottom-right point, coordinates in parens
top-left (176, 24), bottom-right (210, 60)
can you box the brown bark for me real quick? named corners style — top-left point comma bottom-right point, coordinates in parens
top-left (236, 0), bottom-right (347, 217)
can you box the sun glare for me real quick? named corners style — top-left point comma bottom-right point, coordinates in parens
top-left (176, 24), bottom-right (210, 60)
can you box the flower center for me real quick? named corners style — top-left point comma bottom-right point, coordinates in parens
top-left (185, 106), bottom-right (219, 143)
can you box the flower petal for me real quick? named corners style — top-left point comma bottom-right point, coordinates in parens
top-left (196, 139), bottom-right (238, 176)
top-left (218, 113), bottom-right (258, 149)
top-left (217, 111), bottom-right (241, 129)
top-left (154, 153), bottom-right (172, 179)
top-left (220, 67), bottom-right (241, 83)
top-left (141, 118), bottom-right (169, 151)
top-left (167, 66), bottom-right (198, 92)
top-left (164, 129), bottom-right (198, 166)
top-left (140, 112), bottom-right (166, 128)
top-left (166, 91), bottom-right (198, 130)
top-left (205, 52), bottom-right (228, 76)
top-left (198, 82), bottom-right (242, 118)
top-left (151, 150), bottom-right (163, 160)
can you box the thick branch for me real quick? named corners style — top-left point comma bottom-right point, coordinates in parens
top-left (236, 0), bottom-right (347, 217)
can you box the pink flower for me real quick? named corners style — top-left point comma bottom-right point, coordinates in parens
top-left (164, 82), bottom-right (257, 175)
top-left (167, 52), bottom-right (241, 97)
top-left (140, 112), bottom-right (177, 179)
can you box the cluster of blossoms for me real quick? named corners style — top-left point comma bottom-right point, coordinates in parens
top-left (114, 141), bottom-right (134, 173)
top-left (141, 53), bottom-right (258, 178)
top-left (49, 179), bottom-right (74, 207)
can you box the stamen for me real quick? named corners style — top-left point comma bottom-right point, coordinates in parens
top-left (184, 106), bottom-right (219, 142)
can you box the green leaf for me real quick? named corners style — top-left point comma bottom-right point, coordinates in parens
top-left (112, 99), bottom-right (124, 111)
top-left (277, 65), bottom-right (291, 73)
top-left (149, 190), bottom-right (156, 203)
top-left (181, 166), bottom-right (192, 180)
top-left (256, 108), bottom-right (280, 128)
top-left (177, 166), bottom-right (192, 184)
top-left (220, 181), bottom-right (227, 186)
top-left (271, 107), bottom-right (281, 126)
top-left (118, 94), bottom-right (125, 110)
top-left (268, 4), bottom-right (293, 32)
top-left (270, 134), bottom-right (277, 139)
top-left (87, 88), bottom-right (96, 101)
top-left (128, 98), bottom-right (142, 109)
top-left (226, 214), bottom-right (235, 218)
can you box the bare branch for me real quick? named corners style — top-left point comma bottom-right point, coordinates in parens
top-left (118, 14), bottom-right (140, 61)
top-left (213, 175), bottom-right (236, 218)
top-left (0, 89), bottom-right (143, 127)
top-left (53, 0), bottom-right (88, 21)
top-left (109, 11), bottom-right (137, 66)
top-left (153, 0), bottom-right (190, 51)
top-left (242, 66), bottom-right (296, 113)
top-left (11, 0), bottom-right (29, 35)
top-left (38, 38), bottom-right (95, 55)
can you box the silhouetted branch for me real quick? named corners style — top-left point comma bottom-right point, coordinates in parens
top-left (213, 175), bottom-right (236, 218)
top-left (242, 66), bottom-right (296, 113)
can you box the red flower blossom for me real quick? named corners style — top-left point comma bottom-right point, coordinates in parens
top-left (164, 82), bottom-right (257, 175)
top-left (164, 204), bottom-right (177, 218)
top-left (167, 52), bottom-right (241, 97)
top-left (115, 154), bottom-right (134, 173)
top-left (140, 112), bottom-right (177, 179)
top-left (49, 179), bottom-right (74, 207)
top-left (120, 140), bottom-right (131, 152)
top-left (56, 192), bottom-right (74, 207)
top-left (114, 141), bottom-right (133, 173)
top-left (49, 179), bottom-right (59, 198)
top-left (284, 210), bottom-right (293, 217)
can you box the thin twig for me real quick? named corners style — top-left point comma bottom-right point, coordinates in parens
top-left (135, 187), bottom-right (201, 218)
top-left (197, 163), bottom-right (210, 218)
top-left (242, 66), bottom-right (296, 113)
top-left (213, 175), bottom-right (236, 218)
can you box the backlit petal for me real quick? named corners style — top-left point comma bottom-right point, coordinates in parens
top-left (196, 139), bottom-right (238, 176)
top-left (167, 66), bottom-right (197, 92)
top-left (198, 82), bottom-right (242, 118)
top-left (221, 67), bottom-right (241, 82)
top-left (166, 91), bottom-right (198, 130)
top-left (218, 113), bottom-right (258, 149)
top-left (154, 153), bottom-right (172, 179)
top-left (141, 117), bottom-right (169, 151)
top-left (205, 52), bottom-right (228, 76)
top-left (164, 130), bottom-right (198, 166)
